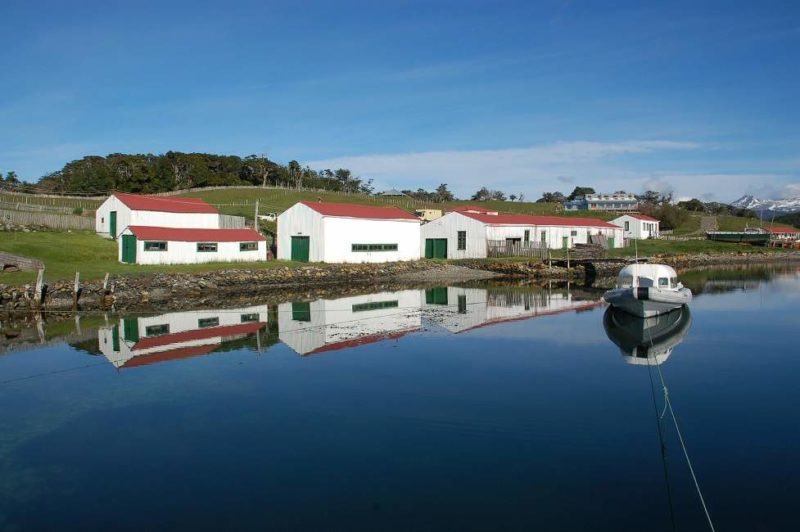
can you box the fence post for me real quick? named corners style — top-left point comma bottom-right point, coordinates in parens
top-left (33, 268), bottom-right (45, 308)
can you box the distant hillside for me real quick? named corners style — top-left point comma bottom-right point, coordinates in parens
top-left (774, 212), bottom-right (800, 228)
top-left (31, 152), bottom-right (373, 195)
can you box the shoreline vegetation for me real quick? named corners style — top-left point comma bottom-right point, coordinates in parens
top-left (1, 230), bottom-right (797, 312)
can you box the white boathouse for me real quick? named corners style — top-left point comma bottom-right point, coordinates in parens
top-left (96, 192), bottom-right (221, 239)
top-left (420, 206), bottom-right (624, 259)
top-left (118, 226), bottom-right (267, 265)
top-left (612, 213), bottom-right (660, 239)
top-left (277, 201), bottom-right (421, 263)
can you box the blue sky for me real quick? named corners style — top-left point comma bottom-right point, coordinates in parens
top-left (1, 0), bottom-right (798, 201)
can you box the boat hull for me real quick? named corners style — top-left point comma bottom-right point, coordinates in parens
top-left (706, 232), bottom-right (770, 245)
top-left (602, 286), bottom-right (693, 318)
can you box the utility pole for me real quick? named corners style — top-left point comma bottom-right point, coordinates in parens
top-left (254, 200), bottom-right (260, 233)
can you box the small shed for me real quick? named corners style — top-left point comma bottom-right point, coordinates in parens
top-left (96, 192), bottom-right (220, 240)
top-left (277, 201), bottom-right (421, 263)
top-left (420, 207), bottom-right (624, 259)
top-left (612, 214), bottom-right (660, 239)
top-left (119, 226), bottom-right (267, 265)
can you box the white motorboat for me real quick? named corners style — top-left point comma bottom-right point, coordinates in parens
top-left (602, 263), bottom-right (692, 317)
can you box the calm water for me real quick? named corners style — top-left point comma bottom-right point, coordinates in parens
top-left (1, 266), bottom-right (798, 531)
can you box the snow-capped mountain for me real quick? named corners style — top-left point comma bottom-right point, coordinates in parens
top-left (731, 195), bottom-right (800, 215)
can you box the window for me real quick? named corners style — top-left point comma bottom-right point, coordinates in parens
top-left (658, 278), bottom-right (669, 288)
top-left (240, 313), bottom-right (259, 323)
top-left (458, 294), bottom-right (467, 314)
top-left (624, 221), bottom-right (630, 231)
top-left (144, 241), bottom-right (167, 251)
top-left (145, 324), bottom-right (169, 337)
top-left (619, 275), bottom-right (634, 288)
top-left (670, 277), bottom-right (678, 288)
top-left (524, 230), bottom-right (530, 243)
top-left (198, 317), bottom-right (220, 328)
top-left (457, 231), bottom-right (466, 250)
top-left (570, 230), bottom-right (578, 236)
top-left (292, 302), bottom-right (311, 322)
top-left (351, 243), bottom-right (398, 252)
top-left (197, 243), bottom-right (217, 252)
top-left (240, 242), bottom-right (258, 251)
top-left (352, 300), bottom-right (399, 312)
top-left (540, 230), bottom-right (547, 244)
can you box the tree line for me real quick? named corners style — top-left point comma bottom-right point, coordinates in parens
top-left (2, 152), bottom-right (374, 195)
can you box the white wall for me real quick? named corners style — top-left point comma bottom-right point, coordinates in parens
top-left (96, 196), bottom-right (132, 238)
top-left (277, 203), bottom-right (325, 261)
top-left (277, 203), bottom-right (421, 263)
top-left (96, 195), bottom-right (220, 239)
top-left (322, 217), bottom-right (420, 263)
top-left (278, 290), bottom-right (422, 354)
top-left (612, 215), bottom-right (659, 239)
top-left (119, 230), bottom-right (266, 264)
top-left (420, 213), bottom-right (488, 259)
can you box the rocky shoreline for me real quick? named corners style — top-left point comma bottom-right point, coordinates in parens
top-left (1, 251), bottom-right (798, 312)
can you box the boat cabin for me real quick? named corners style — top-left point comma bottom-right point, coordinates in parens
top-left (616, 264), bottom-right (680, 289)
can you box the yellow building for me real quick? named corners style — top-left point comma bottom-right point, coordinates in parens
top-left (415, 209), bottom-right (443, 222)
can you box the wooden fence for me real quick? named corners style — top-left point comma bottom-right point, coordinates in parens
top-left (487, 240), bottom-right (548, 259)
top-left (0, 208), bottom-right (95, 230)
top-left (219, 214), bottom-right (247, 229)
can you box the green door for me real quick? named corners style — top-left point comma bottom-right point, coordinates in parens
top-left (110, 211), bottom-right (117, 239)
top-left (291, 236), bottom-right (310, 262)
top-left (562, 236), bottom-right (569, 250)
top-left (123, 318), bottom-right (140, 343)
top-left (121, 234), bottom-right (137, 263)
top-left (425, 238), bottom-right (447, 259)
top-left (112, 325), bottom-right (120, 352)
top-left (608, 237), bottom-right (615, 249)
top-left (425, 287), bottom-right (449, 305)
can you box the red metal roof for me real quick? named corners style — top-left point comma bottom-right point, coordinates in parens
top-left (114, 192), bottom-right (219, 214)
top-left (299, 201), bottom-right (418, 221)
top-left (122, 343), bottom-right (218, 368)
top-left (126, 226), bottom-right (266, 242)
top-left (305, 327), bottom-right (420, 355)
top-left (625, 213), bottom-right (660, 222)
top-left (457, 211), bottom-right (620, 229)
top-left (133, 321), bottom-right (266, 350)
top-left (766, 225), bottom-right (800, 234)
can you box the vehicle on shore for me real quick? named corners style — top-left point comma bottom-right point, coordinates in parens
top-left (602, 263), bottom-right (692, 317)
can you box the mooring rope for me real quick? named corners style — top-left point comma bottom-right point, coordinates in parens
top-left (645, 315), bottom-right (716, 532)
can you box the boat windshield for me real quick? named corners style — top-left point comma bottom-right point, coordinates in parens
top-left (658, 277), bottom-right (669, 288)
top-left (670, 276), bottom-right (678, 288)
top-left (637, 277), bottom-right (654, 287)
top-left (619, 275), bottom-right (634, 288)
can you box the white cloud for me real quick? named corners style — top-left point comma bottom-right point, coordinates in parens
top-left (307, 140), bottom-right (703, 199)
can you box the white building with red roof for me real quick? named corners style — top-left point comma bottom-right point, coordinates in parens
top-left (99, 305), bottom-right (270, 369)
top-left (277, 201), bottom-right (421, 263)
top-left (96, 192), bottom-right (221, 240)
top-left (118, 226), bottom-right (266, 264)
top-left (611, 213), bottom-right (660, 239)
top-left (278, 289), bottom-right (422, 355)
top-left (766, 225), bottom-right (800, 241)
top-left (420, 206), bottom-right (623, 259)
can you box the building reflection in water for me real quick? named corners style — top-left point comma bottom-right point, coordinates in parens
top-left (603, 305), bottom-right (692, 365)
top-left (98, 305), bottom-right (271, 369)
top-left (93, 285), bottom-right (603, 367)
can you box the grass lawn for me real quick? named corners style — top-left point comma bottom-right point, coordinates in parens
top-left (0, 231), bottom-right (306, 285)
top-left (606, 238), bottom-right (782, 257)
